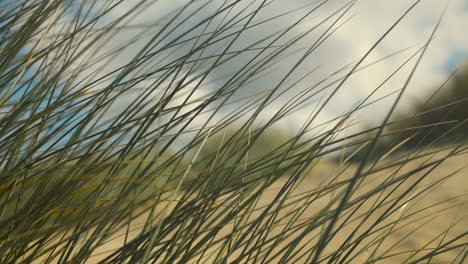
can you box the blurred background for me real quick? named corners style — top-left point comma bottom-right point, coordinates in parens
top-left (96, 0), bottom-right (468, 126)
top-left (2, 0), bottom-right (467, 153)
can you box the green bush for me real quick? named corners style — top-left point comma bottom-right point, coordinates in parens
top-left (393, 64), bottom-right (468, 148)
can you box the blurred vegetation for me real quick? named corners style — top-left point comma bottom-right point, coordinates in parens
top-left (348, 64), bottom-right (468, 162)
top-left (392, 64), bottom-right (468, 147)
top-left (188, 126), bottom-right (291, 189)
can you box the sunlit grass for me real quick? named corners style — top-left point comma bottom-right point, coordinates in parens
top-left (0, 0), bottom-right (466, 263)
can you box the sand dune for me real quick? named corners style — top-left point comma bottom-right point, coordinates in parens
top-left (29, 148), bottom-right (467, 264)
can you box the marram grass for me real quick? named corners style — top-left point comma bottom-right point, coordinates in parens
top-left (0, 0), bottom-right (466, 263)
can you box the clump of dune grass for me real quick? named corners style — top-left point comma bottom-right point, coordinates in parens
top-left (0, 0), bottom-right (466, 263)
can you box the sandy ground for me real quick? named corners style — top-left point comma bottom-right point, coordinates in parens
top-left (29, 147), bottom-right (468, 264)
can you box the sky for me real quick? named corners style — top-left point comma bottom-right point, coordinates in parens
top-left (29, 0), bottom-right (468, 139)
top-left (1, 0), bottom-right (467, 155)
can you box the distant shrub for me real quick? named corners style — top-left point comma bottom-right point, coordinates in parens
top-left (396, 64), bottom-right (468, 147)
top-left (347, 64), bottom-right (468, 162)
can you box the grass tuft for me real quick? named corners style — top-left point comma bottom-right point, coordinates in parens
top-left (0, 1), bottom-right (466, 263)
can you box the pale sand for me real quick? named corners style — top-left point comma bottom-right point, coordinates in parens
top-left (29, 148), bottom-right (468, 263)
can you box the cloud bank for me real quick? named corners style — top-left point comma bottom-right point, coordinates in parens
top-left (70, 0), bottom-right (468, 136)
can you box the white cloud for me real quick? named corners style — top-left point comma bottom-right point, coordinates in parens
top-left (59, 0), bottom-right (468, 136)
top-left (287, 0), bottom-right (468, 125)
